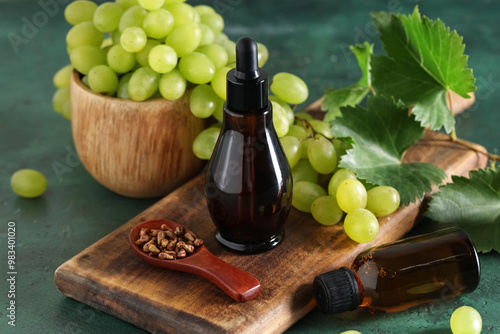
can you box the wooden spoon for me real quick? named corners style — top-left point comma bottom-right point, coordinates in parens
top-left (129, 219), bottom-right (261, 302)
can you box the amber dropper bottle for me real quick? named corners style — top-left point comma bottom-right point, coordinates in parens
top-left (313, 227), bottom-right (480, 313)
top-left (205, 37), bottom-right (292, 254)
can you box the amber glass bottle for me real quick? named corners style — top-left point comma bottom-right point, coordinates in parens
top-left (313, 228), bottom-right (480, 313)
top-left (205, 37), bottom-right (292, 254)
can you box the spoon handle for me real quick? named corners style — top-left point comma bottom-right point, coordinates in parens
top-left (185, 248), bottom-right (261, 302)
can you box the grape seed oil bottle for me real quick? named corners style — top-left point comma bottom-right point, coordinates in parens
top-left (313, 228), bottom-right (480, 313)
top-left (205, 37), bottom-right (292, 253)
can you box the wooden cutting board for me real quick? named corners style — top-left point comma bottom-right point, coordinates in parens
top-left (54, 129), bottom-right (487, 334)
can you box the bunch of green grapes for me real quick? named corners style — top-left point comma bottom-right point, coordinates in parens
top-left (289, 120), bottom-right (401, 243)
top-left (52, 0), bottom-right (270, 120)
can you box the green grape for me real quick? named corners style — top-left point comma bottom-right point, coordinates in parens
top-left (143, 9), bottom-right (174, 39)
top-left (64, 0), bottom-right (97, 25)
top-left (53, 65), bottom-right (73, 88)
top-left (88, 65), bottom-right (118, 95)
top-left (308, 137), bottom-right (337, 174)
top-left (199, 23), bottom-right (215, 46)
top-left (222, 40), bottom-right (236, 63)
top-left (194, 4), bottom-right (215, 16)
top-left (66, 21), bottom-right (104, 50)
top-left (311, 196), bottom-right (343, 226)
top-left (11, 169), bottom-right (47, 198)
top-left (81, 75), bottom-right (89, 87)
top-left (450, 306), bottom-right (482, 334)
top-left (52, 87), bottom-right (71, 113)
top-left (164, 3), bottom-right (195, 27)
top-left (100, 38), bottom-right (113, 48)
top-left (135, 39), bottom-right (160, 67)
top-left (300, 137), bottom-right (314, 159)
top-left (269, 96), bottom-right (294, 124)
top-left (340, 330), bottom-right (362, 334)
top-left (148, 45), bottom-right (177, 74)
top-left (196, 44), bottom-right (228, 68)
top-left (120, 27), bottom-right (147, 53)
top-left (128, 67), bottom-right (160, 101)
top-left (344, 208), bottom-right (379, 243)
top-left (179, 52), bottom-right (215, 84)
top-left (62, 100), bottom-right (72, 120)
top-left (336, 178), bottom-right (367, 213)
top-left (365, 186), bottom-right (401, 217)
top-left (189, 84), bottom-right (218, 118)
top-left (270, 72), bottom-right (309, 105)
top-left (257, 42), bottom-right (269, 67)
top-left (117, 72), bottom-right (133, 99)
top-left (70, 45), bottom-right (106, 75)
top-left (119, 5), bottom-right (147, 32)
top-left (286, 125), bottom-right (308, 140)
top-left (138, 0), bottom-right (165, 10)
top-left (280, 136), bottom-right (302, 168)
top-left (165, 22), bottom-right (202, 57)
top-left (200, 13), bottom-right (224, 34)
top-left (164, 0), bottom-right (188, 4)
top-left (192, 126), bottom-right (220, 160)
top-left (93, 3), bottom-right (124, 32)
top-left (107, 45), bottom-right (136, 74)
top-left (212, 97), bottom-right (225, 122)
top-left (271, 101), bottom-right (290, 138)
top-left (159, 69), bottom-right (186, 100)
top-left (295, 111), bottom-right (313, 121)
top-left (292, 181), bottom-right (327, 213)
top-left (328, 168), bottom-right (356, 198)
top-left (112, 30), bottom-right (122, 45)
top-left (309, 119), bottom-right (333, 139)
top-left (211, 66), bottom-right (230, 99)
top-left (292, 160), bottom-right (318, 184)
top-left (116, 0), bottom-right (139, 10)
top-left (192, 9), bottom-right (201, 23)
top-left (214, 32), bottom-right (229, 45)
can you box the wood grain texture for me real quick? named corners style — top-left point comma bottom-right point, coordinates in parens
top-left (55, 130), bottom-right (487, 334)
top-left (70, 71), bottom-right (207, 198)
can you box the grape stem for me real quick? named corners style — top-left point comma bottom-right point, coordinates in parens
top-left (296, 116), bottom-right (347, 143)
top-left (429, 134), bottom-right (499, 168)
top-left (368, 86), bottom-right (376, 96)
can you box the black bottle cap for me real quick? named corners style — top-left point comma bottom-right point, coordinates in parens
top-left (313, 267), bottom-right (362, 314)
top-left (226, 37), bottom-right (268, 113)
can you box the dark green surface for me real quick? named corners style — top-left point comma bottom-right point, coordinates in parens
top-left (0, 0), bottom-right (499, 333)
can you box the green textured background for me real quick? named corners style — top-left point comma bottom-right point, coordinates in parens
top-left (0, 0), bottom-right (499, 333)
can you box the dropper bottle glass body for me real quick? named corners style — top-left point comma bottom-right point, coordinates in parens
top-left (313, 227), bottom-right (481, 314)
top-left (205, 37), bottom-right (292, 254)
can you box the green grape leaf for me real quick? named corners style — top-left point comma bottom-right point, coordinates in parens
top-left (350, 41), bottom-right (373, 87)
top-left (322, 42), bottom-right (372, 122)
top-left (371, 6), bottom-right (476, 133)
top-left (425, 168), bottom-right (500, 252)
top-left (331, 95), bottom-right (446, 205)
top-left (322, 84), bottom-right (369, 122)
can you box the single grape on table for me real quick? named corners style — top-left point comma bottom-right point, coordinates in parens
top-left (450, 306), bottom-right (482, 334)
top-left (11, 169), bottom-right (47, 198)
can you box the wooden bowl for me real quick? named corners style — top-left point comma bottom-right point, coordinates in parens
top-left (70, 71), bottom-right (207, 198)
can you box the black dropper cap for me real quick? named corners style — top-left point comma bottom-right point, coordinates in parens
top-left (226, 37), bottom-right (268, 113)
top-left (313, 267), bottom-right (362, 314)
